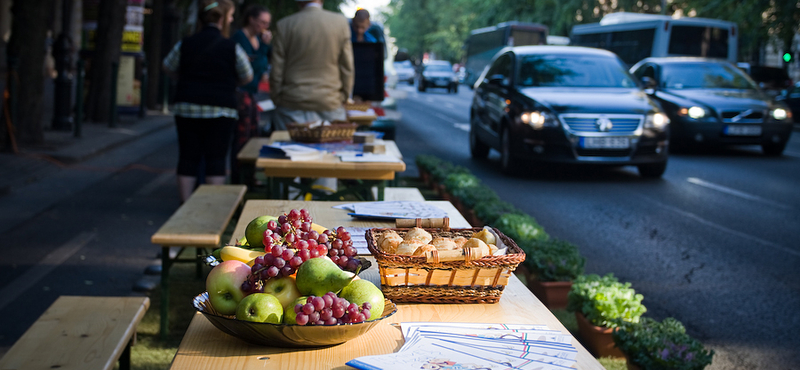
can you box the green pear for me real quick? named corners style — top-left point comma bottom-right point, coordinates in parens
top-left (295, 257), bottom-right (357, 297)
top-left (244, 215), bottom-right (277, 249)
top-left (339, 279), bottom-right (385, 321)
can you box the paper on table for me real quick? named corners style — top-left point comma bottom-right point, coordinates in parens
top-left (346, 201), bottom-right (449, 220)
top-left (260, 144), bottom-right (323, 161)
top-left (348, 108), bottom-right (377, 117)
top-left (338, 153), bottom-right (402, 163)
top-left (257, 99), bottom-right (275, 111)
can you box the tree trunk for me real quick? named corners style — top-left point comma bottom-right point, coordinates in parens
top-left (85, 0), bottom-right (126, 123)
top-left (145, 0), bottom-right (163, 110)
top-left (4, 0), bottom-right (50, 146)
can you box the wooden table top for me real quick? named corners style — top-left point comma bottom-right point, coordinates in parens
top-left (237, 133), bottom-right (406, 180)
top-left (168, 200), bottom-right (604, 370)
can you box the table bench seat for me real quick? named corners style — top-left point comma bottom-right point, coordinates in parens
top-left (0, 296), bottom-right (149, 370)
top-left (150, 184), bottom-right (247, 337)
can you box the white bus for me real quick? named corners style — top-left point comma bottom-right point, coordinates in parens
top-left (570, 13), bottom-right (738, 66)
top-left (463, 22), bottom-right (548, 87)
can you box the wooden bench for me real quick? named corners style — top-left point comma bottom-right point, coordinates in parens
top-left (0, 296), bottom-right (149, 370)
top-left (150, 184), bottom-right (247, 337)
top-left (371, 186), bottom-right (426, 202)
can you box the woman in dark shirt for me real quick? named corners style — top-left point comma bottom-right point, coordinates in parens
top-left (230, 5), bottom-right (271, 184)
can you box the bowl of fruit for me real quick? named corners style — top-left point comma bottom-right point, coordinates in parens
top-left (196, 209), bottom-right (396, 347)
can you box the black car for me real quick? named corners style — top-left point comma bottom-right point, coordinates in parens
top-left (776, 82), bottom-right (800, 124)
top-left (469, 46), bottom-right (669, 177)
top-left (631, 57), bottom-right (793, 156)
top-left (417, 60), bottom-right (458, 93)
top-left (737, 63), bottom-right (793, 98)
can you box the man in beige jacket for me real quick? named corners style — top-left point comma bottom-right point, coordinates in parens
top-left (269, 0), bottom-right (354, 130)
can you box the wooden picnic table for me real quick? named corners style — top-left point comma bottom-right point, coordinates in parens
top-left (237, 132), bottom-right (406, 200)
top-left (167, 200), bottom-right (605, 370)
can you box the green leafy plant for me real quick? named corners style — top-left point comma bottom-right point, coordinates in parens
top-left (473, 200), bottom-right (523, 226)
top-left (613, 317), bottom-right (714, 370)
top-left (567, 273), bottom-right (646, 328)
top-left (523, 238), bottom-right (585, 282)
top-left (449, 184), bottom-right (499, 209)
top-left (430, 163), bottom-right (469, 183)
top-left (493, 213), bottom-right (549, 244)
top-left (442, 172), bottom-right (480, 191)
top-left (414, 155), bottom-right (443, 174)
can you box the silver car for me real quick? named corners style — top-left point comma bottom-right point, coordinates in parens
top-left (394, 60), bottom-right (415, 84)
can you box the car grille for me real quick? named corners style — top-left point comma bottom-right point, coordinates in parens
top-left (560, 114), bottom-right (643, 134)
top-left (575, 148), bottom-right (632, 157)
top-left (720, 110), bottom-right (764, 124)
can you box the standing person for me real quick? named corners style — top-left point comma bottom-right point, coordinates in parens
top-left (230, 5), bottom-right (271, 184)
top-left (351, 9), bottom-right (376, 43)
top-left (269, 0), bottom-right (354, 130)
top-left (163, 0), bottom-right (253, 203)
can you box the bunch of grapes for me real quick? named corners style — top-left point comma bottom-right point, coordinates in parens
top-left (293, 292), bottom-right (372, 326)
top-left (326, 226), bottom-right (361, 272)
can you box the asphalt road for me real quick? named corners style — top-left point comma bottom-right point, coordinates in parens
top-left (391, 81), bottom-right (800, 370)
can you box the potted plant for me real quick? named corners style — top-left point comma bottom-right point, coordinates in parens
top-left (523, 238), bottom-right (585, 309)
top-left (567, 273), bottom-right (647, 358)
top-left (493, 213), bottom-right (549, 245)
top-left (473, 200), bottom-right (523, 227)
top-left (414, 155), bottom-right (442, 186)
top-left (442, 172), bottom-right (481, 211)
top-left (449, 184), bottom-right (499, 226)
top-left (613, 317), bottom-right (714, 370)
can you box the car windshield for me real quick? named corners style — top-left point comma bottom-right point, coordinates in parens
top-left (517, 55), bottom-right (638, 88)
top-left (395, 61), bottom-right (412, 68)
top-left (661, 62), bottom-right (757, 89)
top-left (425, 64), bottom-right (451, 72)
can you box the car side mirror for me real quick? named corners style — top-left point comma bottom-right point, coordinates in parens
top-left (485, 74), bottom-right (506, 87)
top-left (641, 76), bottom-right (658, 90)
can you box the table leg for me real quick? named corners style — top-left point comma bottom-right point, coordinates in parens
top-left (119, 338), bottom-right (132, 370)
top-left (376, 181), bottom-right (385, 201)
top-left (195, 248), bottom-right (203, 278)
top-left (160, 246), bottom-right (170, 338)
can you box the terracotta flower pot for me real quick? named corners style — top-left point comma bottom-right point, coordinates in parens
top-left (625, 356), bottom-right (642, 370)
top-left (419, 170), bottom-right (430, 187)
top-left (575, 312), bottom-right (625, 358)
top-left (438, 184), bottom-right (450, 200)
top-left (466, 209), bottom-right (482, 227)
top-left (528, 279), bottom-right (572, 309)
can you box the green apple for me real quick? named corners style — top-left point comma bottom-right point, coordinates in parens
top-left (244, 215), bottom-right (278, 249)
top-left (283, 296), bottom-right (309, 324)
top-left (262, 275), bottom-right (302, 309)
top-left (296, 257), bottom-right (357, 297)
top-left (235, 293), bottom-right (283, 323)
top-left (206, 260), bottom-right (251, 315)
top-left (339, 279), bottom-right (385, 321)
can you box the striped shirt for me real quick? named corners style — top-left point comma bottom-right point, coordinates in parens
top-left (163, 41), bottom-right (253, 119)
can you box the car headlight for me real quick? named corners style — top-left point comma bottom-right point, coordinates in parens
top-left (677, 106), bottom-right (715, 121)
top-left (644, 112), bottom-right (669, 130)
top-left (771, 108), bottom-right (788, 121)
top-left (519, 111), bottom-right (558, 129)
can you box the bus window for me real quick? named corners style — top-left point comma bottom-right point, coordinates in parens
top-left (510, 29), bottom-right (544, 47)
top-left (668, 25), bottom-right (729, 59)
top-left (609, 29), bottom-right (656, 66)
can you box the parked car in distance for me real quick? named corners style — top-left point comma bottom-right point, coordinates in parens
top-left (775, 82), bottom-right (800, 123)
top-left (418, 60), bottom-right (459, 93)
top-left (631, 57), bottom-right (793, 156)
top-left (469, 46), bottom-right (670, 177)
top-left (737, 63), bottom-right (793, 98)
top-left (394, 60), bottom-right (415, 84)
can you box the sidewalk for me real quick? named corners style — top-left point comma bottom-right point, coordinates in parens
top-left (0, 111), bottom-right (175, 197)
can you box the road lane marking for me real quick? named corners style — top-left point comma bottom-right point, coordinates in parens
top-left (435, 112), bottom-right (455, 123)
top-left (0, 232), bottom-right (96, 311)
top-left (687, 177), bottom-right (791, 210)
top-left (635, 195), bottom-right (799, 258)
top-left (444, 102), bottom-right (455, 109)
top-left (454, 123), bottom-right (470, 132)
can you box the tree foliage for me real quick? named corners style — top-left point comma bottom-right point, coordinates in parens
top-left (384, 0), bottom-right (799, 65)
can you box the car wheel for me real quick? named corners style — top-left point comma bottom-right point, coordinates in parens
top-left (453, 84), bottom-right (459, 94)
top-left (500, 126), bottom-right (518, 175)
top-left (762, 141), bottom-right (786, 156)
top-left (418, 82), bottom-right (426, 92)
top-left (638, 161), bottom-right (667, 178)
top-left (469, 124), bottom-right (490, 159)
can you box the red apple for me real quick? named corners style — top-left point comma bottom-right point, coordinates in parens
top-left (262, 275), bottom-right (302, 309)
top-left (206, 260), bottom-right (251, 315)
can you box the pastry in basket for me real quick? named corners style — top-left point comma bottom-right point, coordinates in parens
top-left (411, 244), bottom-right (437, 257)
top-left (453, 236), bottom-right (469, 248)
top-left (404, 227), bottom-right (433, 244)
top-left (395, 240), bottom-right (425, 255)
top-left (471, 229), bottom-right (496, 245)
top-left (488, 243), bottom-right (498, 255)
top-left (430, 237), bottom-right (458, 251)
top-left (463, 238), bottom-right (491, 258)
top-left (378, 231), bottom-right (403, 254)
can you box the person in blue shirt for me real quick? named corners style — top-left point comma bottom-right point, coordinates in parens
top-left (230, 5), bottom-right (271, 184)
top-left (351, 9), bottom-right (376, 43)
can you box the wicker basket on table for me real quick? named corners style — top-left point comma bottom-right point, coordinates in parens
top-left (344, 102), bottom-right (372, 112)
top-left (286, 121), bottom-right (358, 143)
top-left (345, 103), bottom-right (377, 126)
top-left (365, 219), bottom-right (526, 304)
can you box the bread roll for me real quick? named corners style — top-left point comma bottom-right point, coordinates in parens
top-left (463, 238), bottom-right (491, 258)
top-left (379, 232), bottom-right (403, 254)
top-left (396, 240), bottom-right (425, 255)
top-left (453, 236), bottom-right (469, 248)
top-left (471, 229), bottom-right (496, 245)
top-left (412, 244), bottom-right (437, 256)
top-left (431, 237), bottom-right (458, 251)
top-left (404, 227), bottom-right (433, 244)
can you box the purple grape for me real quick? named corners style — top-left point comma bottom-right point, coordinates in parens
top-left (289, 256), bottom-right (303, 268)
top-left (295, 313), bottom-right (309, 325)
top-left (273, 258), bottom-right (285, 269)
top-left (312, 296), bottom-right (325, 311)
top-left (266, 266), bottom-right (279, 277)
top-left (299, 209), bottom-right (310, 220)
top-left (324, 317), bottom-right (338, 325)
top-left (267, 220), bottom-right (278, 230)
top-left (294, 304), bottom-right (303, 314)
top-left (320, 308), bottom-right (332, 320)
top-left (282, 249), bottom-right (295, 261)
top-left (302, 303), bottom-right (315, 315)
top-left (322, 294), bottom-right (334, 307)
top-left (317, 234), bottom-right (329, 244)
top-left (280, 266), bottom-right (293, 276)
top-left (362, 309), bottom-right (371, 320)
top-left (308, 311), bottom-right (320, 323)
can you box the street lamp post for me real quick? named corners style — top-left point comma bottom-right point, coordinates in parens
top-left (52, 0), bottom-right (74, 131)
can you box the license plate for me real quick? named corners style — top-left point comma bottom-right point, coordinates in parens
top-left (580, 137), bottom-right (630, 149)
top-left (725, 125), bottom-right (762, 136)
top-left (435, 80), bottom-right (448, 86)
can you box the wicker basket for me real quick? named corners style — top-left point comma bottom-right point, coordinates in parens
top-left (287, 121), bottom-right (358, 143)
top-left (365, 225), bottom-right (526, 304)
top-left (345, 103), bottom-right (377, 126)
top-left (345, 102), bottom-right (372, 112)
